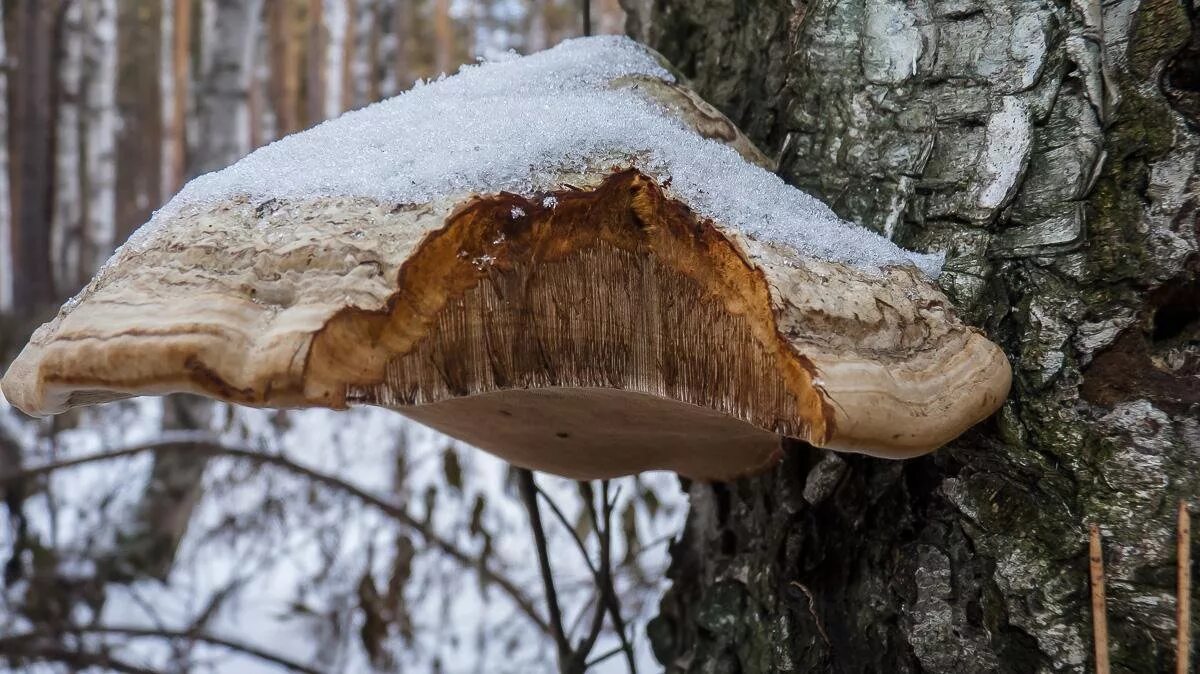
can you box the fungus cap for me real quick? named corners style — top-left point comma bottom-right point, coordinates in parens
top-left (0, 37), bottom-right (1010, 481)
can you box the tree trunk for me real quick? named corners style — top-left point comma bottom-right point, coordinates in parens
top-left (161, 0), bottom-right (191, 196)
top-left (81, 0), bottom-right (119, 282)
top-left (0, 1), bottom-right (11, 312)
top-left (624, 1), bottom-right (1200, 672)
top-left (10, 0), bottom-right (60, 311)
top-left (305, 0), bottom-right (325, 126)
top-left (193, 0), bottom-right (262, 175)
top-left (115, 0), bottom-right (163, 244)
top-left (116, 0), bottom-right (262, 580)
top-left (323, 0), bottom-right (347, 120)
top-left (433, 0), bottom-right (452, 75)
top-left (51, 0), bottom-right (84, 294)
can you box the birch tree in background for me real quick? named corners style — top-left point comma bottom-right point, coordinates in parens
top-left (323, 0), bottom-right (349, 120)
top-left (50, 0), bottom-right (118, 295)
top-left (51, 1), bottom-right (85, 294)
top-left (193, 0), bottom-right (264, 175)
top-left (81, 0), bottom-right (119, 283)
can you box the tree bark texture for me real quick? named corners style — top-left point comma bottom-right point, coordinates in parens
top-left (624, 0), bottom-right (1200, 672)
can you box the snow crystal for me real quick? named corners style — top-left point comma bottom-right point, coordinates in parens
top-left (124, 36), bottom-right (940, 276)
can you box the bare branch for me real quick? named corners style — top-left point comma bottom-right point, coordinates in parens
top-left (0, 639), bottom-right (159, 674)
top-left (535, 483), bottom-right (597, 576)
top-left (0, 625), bottom-right (320, 674)
top-left (516, 467), bottom-right (570, 667)
top-left (0, 431), bottom-right (550, 635)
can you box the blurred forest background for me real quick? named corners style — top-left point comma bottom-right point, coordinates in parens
top-left (0, 2), bottom-right (688, 673)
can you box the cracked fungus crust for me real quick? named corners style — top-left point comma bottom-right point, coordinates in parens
top-left (2, 170), bottom-right (1009, 480)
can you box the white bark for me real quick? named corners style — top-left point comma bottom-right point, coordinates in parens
top-left (349, 0), bottom-right (375, 108)
top-left (0, 2), bottom-right (10, 311)
top-left (526, 0), bottom-right (548, 53)
top-left (324, 0), bottom-right (348, 120)
top-left (193, 0), bottom-right (265, 174)
top-left (378, 0), bottom-right (399, 98)
top-left (83, 0), bottom-right (119, 278)
top-left (52, 0), bottom-right (85, 291)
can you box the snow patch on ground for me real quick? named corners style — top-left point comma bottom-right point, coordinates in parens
top-left (120, 36), bottom-right (940, 276)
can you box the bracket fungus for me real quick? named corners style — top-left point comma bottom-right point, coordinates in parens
top-left (0, 37), bottom-right (1010, 481)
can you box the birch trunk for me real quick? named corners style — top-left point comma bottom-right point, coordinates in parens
top-left (347, 0), bottom-right (375, 107)
top-left (626, 0), bottom-right (1200, 671)
top-left (119, 0), bottom-right (262, 580)
top-left (526, 0), bottom-right (548, 53)
top-left (51, 0), bottom-right (85, 294)
top-left (193, 0), bottom-right (263, 175)
top-left (82, 0), bottom-right (119, 281)
top-left (323, 0), bottom-right (347, 120)
top-left (376, 0), bottom-right (398, 97)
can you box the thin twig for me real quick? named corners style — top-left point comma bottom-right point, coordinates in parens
top-left (1180, 501), bottom-right (1192, 674)
top-left (570, 484), bottom-right (610, 670)
top-left (517, 468), bottom-right (570, 668)
top-left (585, 644), bottom-right (625, 668)
top-left (586, 480), bottom-right (637, 673)
top-left (1090, 523), bottom-right (1111, 674)
top-left (581, 0), bottom-right (591, 37)
top-left (0, 641), bottom-right (159, 674)
top-left (0, 626), bottom-right (320, 674)
top-left (536, 484), bottom-right (598, 576)
top-left (0, 432), bottom-right (550, 635)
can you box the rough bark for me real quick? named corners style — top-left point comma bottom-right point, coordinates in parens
top-left (626, 0), bottom-right (1200, 672)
